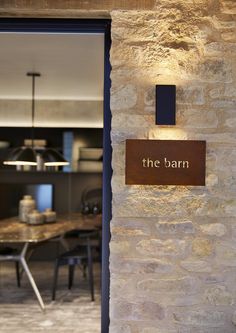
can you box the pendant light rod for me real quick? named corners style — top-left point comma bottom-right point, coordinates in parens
top-left (27, 72), bottom-right (41, 148)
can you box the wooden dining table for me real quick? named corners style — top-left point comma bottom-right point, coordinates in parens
top-left (0, 213), bottom-right (102, 310)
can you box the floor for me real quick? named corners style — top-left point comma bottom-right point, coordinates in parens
top-left (0, 261), bottom-right (101, 333)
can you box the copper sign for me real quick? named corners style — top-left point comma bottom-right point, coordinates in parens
top-left (125, 140), bottom-right (206, 186)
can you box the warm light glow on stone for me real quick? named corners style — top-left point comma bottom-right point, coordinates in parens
top-left (148, 128), bottom-right (188, 140)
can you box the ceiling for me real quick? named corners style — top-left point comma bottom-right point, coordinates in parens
top-left (0, 32), bottom-right (104, 100)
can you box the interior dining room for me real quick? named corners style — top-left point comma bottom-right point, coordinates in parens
top-left (0, 29), bottom-right (105, 333)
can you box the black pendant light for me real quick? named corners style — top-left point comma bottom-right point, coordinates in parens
top-left (3, 147), bottom-right (37, 166)
top-left (42, 148), bottom-right (69, 166)
top-left (3, 72), bottom-right (69, 168)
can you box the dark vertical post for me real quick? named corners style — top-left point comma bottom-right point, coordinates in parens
top-left (101, 21), bottom-right (112, 333)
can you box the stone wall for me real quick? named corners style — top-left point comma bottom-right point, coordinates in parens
top-left (109, 1), bottom-right (236, 332)
top-left (0, 0), bottom-right (155, 17)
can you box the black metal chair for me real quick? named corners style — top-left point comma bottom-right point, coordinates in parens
top-left (0, 247), bottom-right (21, 287)
top-left (81, 187), bottom-right (102, 215)
top-left (52, 235), bottom-right (94, 301)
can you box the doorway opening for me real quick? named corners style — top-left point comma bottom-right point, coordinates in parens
top-left (0, 19), bottom-right (111, 333)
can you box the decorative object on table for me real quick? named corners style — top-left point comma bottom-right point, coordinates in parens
top-left (3, 72), bottom-right (69, 168)
top-left (43, 208), bottom-right (56, 223)
top-left (27, 209), bottom-right (44, 225)
top-left (81, 202), bottom-right (91, 215)
top-left (19, 195), bottom-right (36, 222)
top-left (92, 202), bottom-right (99, 215)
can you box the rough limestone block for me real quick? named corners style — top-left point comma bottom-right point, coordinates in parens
top-left (206, 174), bottom-right (218, 186)
top-left (180, 260), bottom-right (212, 272)
top-left (109, 324), bottom-right (132, 333)
top-left (140, 328), bottom-right (176, 333)
top-left (173, 309), bottom-right (227, 327)
top-left (110, 240), bottom-right (131, 255)
top-left (110, 301), bottom-right (133, 320)
top-left (200, 223), bottom-right (227, 236)
top-left (112, 144), bottom-right (125, 175)
top-left (232, 310), bottom-right (236, 326)
top-left (111, 127), bottom-right (149, 144)
top-left (137, 276), bottom-right (200, 295)
top-left (110, 84), bottom-right (138, 110)
top-left (220, 0), bottom-right (236, 14)
top-left (216, 242), bottom-right (236, 266)
top-left (136, 239), bottom-right (187, 257)
top-left (177, 86), bottom-right (205, 105)
top-left (111, 226), bottom-right (149, 238)
top-left (112, 114), bottom-right (154, 129)
top-left (110, 258), bottom-right (174, 274)
top-left (178, 108), bottom-right (218, 128)
top-left (192, 239), bottom-right (213, 257)
top-left (132, 302), bottom-right (165, 321)
top-left (204, 285), bottom-right (234, 305)
top-left (156, 220), bottom-right (195, 234)
top-left (195, 59), bottom-right (232, 83)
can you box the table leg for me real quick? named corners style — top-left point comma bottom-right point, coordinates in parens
top-left (20, 243), bottom-right (45, 311)
top-left (19, 247), bottom-right (35, 280)
top-left (60, 236), bottom-right (70, 251)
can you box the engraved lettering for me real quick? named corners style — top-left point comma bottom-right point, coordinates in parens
top-left (164, 158), bottom-right (171, 168)
top-left (142, 157), bottom-right (160, 168)
top-left (147, 158), bottom-right (154, 168)
top-left (142, 157), bottom-right (190, 169)
top-left (172, 160), bottom-right (177, 168)
top-left (154, 160), bottom-right (160, 168)
top-left (182, 160), bottom-right (189, 168)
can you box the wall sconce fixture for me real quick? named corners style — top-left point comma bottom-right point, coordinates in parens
top-left (155, 85), bottom-right (176, 125)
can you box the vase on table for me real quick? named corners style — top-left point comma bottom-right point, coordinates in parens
top-left (27, 209), bottom-right (44, 225)
top-left (43, 208), bottom-right (56, 223)
top-left (19, 195), bottom-right (36, 222)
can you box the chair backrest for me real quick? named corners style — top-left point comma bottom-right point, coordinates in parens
top-left (81, 187), bottom-right (102, 204)
top-left (81, 187), bottom-right (102, 214)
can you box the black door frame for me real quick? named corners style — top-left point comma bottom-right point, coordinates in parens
top-left (0, 18), bottom-right (112, 333)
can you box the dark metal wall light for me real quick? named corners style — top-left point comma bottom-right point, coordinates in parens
top-left (155, 84), bottom-right (176, 125)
